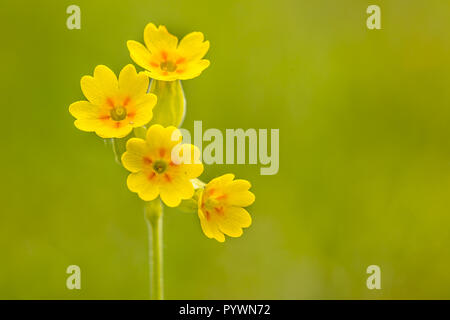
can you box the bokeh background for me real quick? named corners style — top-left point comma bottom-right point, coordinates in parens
top-left (1, 0), bottom-right (449, 299)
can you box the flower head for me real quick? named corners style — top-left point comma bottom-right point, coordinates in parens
top-left (127, 23), bottom-right (210, 81)
top-left (122, 124), bottom-right (203, 207)
top-left (198, 174), bottom-right (255, 242)
top-left (69, 64), bottom-right (157, 138)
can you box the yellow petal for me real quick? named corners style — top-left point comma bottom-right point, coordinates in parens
top-left (198, 213), bottom-right (225, 242)
top-left (122, 138), bottom-right (149, 172)
top-left (159, 188), bottom-right (182, 207)
top-left (171, 144), bottom-right (203, 178)
top-left (207, 173), bottom-right (235, 189)
top-left (134, 91), bottom-right (157, 107)
top-left (118, 64), bottom-right (149, 99)
top-left (132, 94), bottom-right (157, 125)
top-left (80, 75), bottom-right (106, 105)
top-left (127, 171), bottom-right (159, 201)
top-left (178, 32), bottom-right (209, 61)
top-left (226, 179), bottom-right (255, 207)
top-left (146, 125), bottom-right (181, 154)
top-left (144, 23), bottom-right (178, 54)
top-left (80, 65), bottom-right (118, 105)
top-left (127, 171), bottom-right (147, 192)
top-left (179, 163), bottom-right (204, 179)
top-left (157, 173), bottom-right (194, 206)
top-left (139, 184), bottom-right (160, 201)
top-left (69, 101), bottom-right (101, 119)
top-left (171, 176), bottom-right (195, 199)
top-left (177, 144), bottom-right (202, 165)
top-left (126, 137), bottom-right (148, 154)
top-left (131, 105), bottom-right (153, 127)
top-left (96, 122), bottom-right (132, 138)
top-left (178, 60), bottom-right (210, 80)
top-left (224, 207), bottom-right (252, 228)
top-left (146, 124), bottom-right (169, 150)
top-left (93, 65), bottom-right (119, 97)
top-left (227, 190), bottom-right (255, 207)
top-left (127, 40), bottom-right (154, 71)
top-left (217, 217), bottom-right (243, 238)
top-left (74, 118), bottom-right (103, 132)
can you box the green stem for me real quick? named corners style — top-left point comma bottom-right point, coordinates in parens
top-left (111, 137), bottom-right (127, 165)
top-left (144, 199), bottom-right (164, 300)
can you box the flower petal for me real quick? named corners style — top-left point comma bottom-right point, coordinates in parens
top-left (118, 64), bottom-right (149, 99)
top-left (217, 217), bottom-right (243, 238)
top-left (225, 179), bottom-right (255, 207)
top-left (224, 207), bottom-right (252, 228)
top-left (69, 101), bottom-right (102, 119)
top-left (96, 122), bottom-right (132, 138)
top-left (93, 65), bottom-right (119, 97)
top-left (127, 171), bottom-right (159, 201)
top-left (122, 138), bottom-right (149, 172)
top-left (178, 59), bottom-right (210, 80)
top-left (178, 32), bottom-right (209, 61)
top-left (144, 23), bottom-right (178, 53)
top-left (80, 65), bottom-right (118, 105)
top-left (129, 94), bottom-right (157, 127)
top-left (227, 190), bottom-right (255, 207)
top-left (159, 188), bottom-right (182, 207)
top-left (171, 144), bottom-right (204, 178)
top-left (74, 118), bottom-right (103, 132)
top-left (207, 173), bottom-right (235, 189)
top-left (198, 213), bottom-right (225, 242)
top-left (146, 125), bottom-right (181, 155)
top-left (171, 176), bottom-right (195, 199)
top-left (127, 40), bottom-right (154, 71)
top-left (80, 75), bottom-right (105, 105)
top-left (178, 163), bottom-right (204, 179)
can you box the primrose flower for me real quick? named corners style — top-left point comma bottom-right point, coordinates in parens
top-left (122, 124), bottom-right (203, 207)
top-left (69, 64), bottom-right (157, 138)
top-left (198, 174), bottom-right (255, 242)
top-left (127, 23), bottom-right (210, 81)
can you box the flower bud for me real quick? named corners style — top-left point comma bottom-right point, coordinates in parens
top-left (147, 80), bottom-right (186, 127)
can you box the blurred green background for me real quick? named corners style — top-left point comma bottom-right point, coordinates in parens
top-left (1, 0), bottom-right (449, 299)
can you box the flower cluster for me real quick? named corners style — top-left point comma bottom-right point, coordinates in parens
top-left (69, 23), bottom-right (254, 242)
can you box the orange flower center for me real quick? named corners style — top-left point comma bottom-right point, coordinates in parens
top-left (110, 106), bottom-right (127, 121)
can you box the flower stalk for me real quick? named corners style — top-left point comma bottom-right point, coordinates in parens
top-left (111, 137), bottom-right (127, 165)
top-left (144, 199), bottom-right (164, 300)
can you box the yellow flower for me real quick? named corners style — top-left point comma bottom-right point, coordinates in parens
top-left (127, 23), bottom-right (210, 81)
top-left (198, 174), bottom-right (255, 242)
top-left (69, 64), bottom-right (157, 138)
top-left (121, 124), bottom-right (203, 207)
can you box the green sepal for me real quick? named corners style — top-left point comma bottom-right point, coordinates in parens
top-left (177, 188), bottom-right (203, 213)
top-left (145, 198), bottom-right (163, 225)
top-left (177, 198), bottom-right (198, 213)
